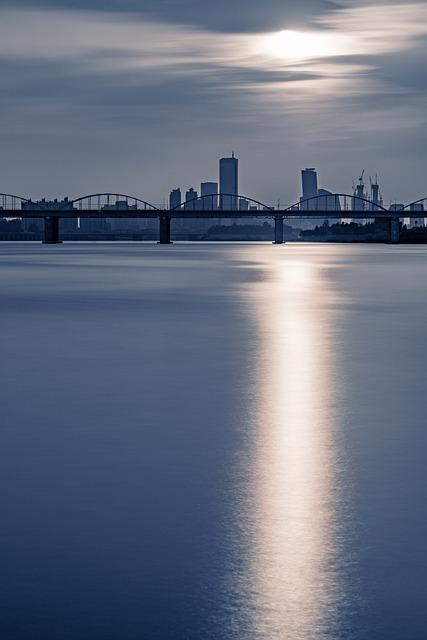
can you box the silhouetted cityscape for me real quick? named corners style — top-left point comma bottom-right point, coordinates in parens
top-left (1, 153), bottom-right (426, 243)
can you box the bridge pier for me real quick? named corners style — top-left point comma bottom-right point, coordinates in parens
top-left (158, 215), bottom-right (172, 244)
top-left (388, 217), bottom-right (400, 244)
top-left (43, 216), bottom-right (62, 244)
top-left (273, 216), bottom-right (285, 244)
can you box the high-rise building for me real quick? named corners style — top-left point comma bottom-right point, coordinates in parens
top-left (317, 189), bottom-right (341, 212)
top-left (200, 182), bottom-right (218, 211)
top-left (185, 188), bottom-right (198, 211)
top-left (198, 182), bottom-right (217, 232)
top-left (300, 168), bottom-right (339, 224)
top-left (219, 153), bottom-right (238, 210)
top-left (352, 172), bottom-right (367, 211)
top-left (370, 179), bottom-right (383, 209)
top-left (301, 168), bottom-right (318, 200)
top-left (300, 168), bottom-right (320, 211)
top-left (169, 188), bottom-right (181, 211)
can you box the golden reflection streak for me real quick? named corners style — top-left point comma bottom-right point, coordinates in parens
top-left (244, 253), bottom-right (344, 639)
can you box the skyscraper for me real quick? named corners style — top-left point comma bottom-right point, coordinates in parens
top-left (185, 188), bottom-right (198, 211)
top-left (200, 182), bottom-right (218, 211)
top-left (317, 189), bottom-right (341, 212)
top-left (301, 168), bottom-right (318, 200)
top-left (219, 153), bottom-right (238, 210)
top-left (169, 188), bottom-right (181, 210)
top-left (300, 168), bottom-right (319, 211)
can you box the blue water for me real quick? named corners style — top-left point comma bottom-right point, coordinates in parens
top-left (1, 242), bottom-right (427, 639)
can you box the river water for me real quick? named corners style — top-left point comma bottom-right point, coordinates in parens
top-left (1, 242), bottom-right (426, 639)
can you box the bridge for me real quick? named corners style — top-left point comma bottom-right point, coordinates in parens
top-left (0, 192), bottom-right (425, 245)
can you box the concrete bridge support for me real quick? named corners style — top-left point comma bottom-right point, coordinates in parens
top-left (158, 215), bottom-right (172, 244)
top-left (273, 216), bottom-right (285, 244)
top-left (389, 217), bottom-right (400, 244)
top-left (43, 216), bottom-right (62, 244)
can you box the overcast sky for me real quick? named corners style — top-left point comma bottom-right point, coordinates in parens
top-left (1, 0), bottom-right (426, 205)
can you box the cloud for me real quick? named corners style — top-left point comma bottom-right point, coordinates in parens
top-left (0, 3), bottom-right (426, 202)
top-left (0, 0), bottom-right (335, 32)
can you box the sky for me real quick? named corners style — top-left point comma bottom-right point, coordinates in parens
top-left (1, 0), bottom-right (427, 205)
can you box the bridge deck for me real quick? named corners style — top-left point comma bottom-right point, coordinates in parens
top-left (1, 209), bottom-right (406, 219)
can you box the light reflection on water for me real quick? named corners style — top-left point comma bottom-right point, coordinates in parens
top-left (2, 243), bottom-right (427, 640)
top-left (236, 255), bottom-right (350, 639)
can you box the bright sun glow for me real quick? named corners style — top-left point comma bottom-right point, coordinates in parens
top-left (261, 30), bottom-right (346, 61)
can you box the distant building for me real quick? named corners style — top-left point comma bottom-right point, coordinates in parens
top-left (317, 188), bottom-right (341, 212)
top-left (169, 188), bottom-right (181, 211)
top-left (196, 183), bottom-right (217, 232)
top-left (200, 182), bottom-right (218, 211)
top-left (22, 197), bottom-right (74, 211)
top-left (300, 167), bottom-right (319, 211)
top-left (21, 197), bottom-right (77, 232)
top-left (184, 188), bottom-right (198, 211)
top-left (219, 153), bottom-right (238, 210)
top-left (301, 168), bottom-right (318, 201)
top-left (102, 199), bottom-right (138, 232)
top-left (299, 168), bottom-right (340, 218)
top-left (169, 188), bottom-right (184, 231)
top-left (370, 176), bottom-right (384, 210)
top-left (352, 172), bottom-right (367, 212)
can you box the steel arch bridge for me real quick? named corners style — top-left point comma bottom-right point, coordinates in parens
top-left (171, 193), bottom-right (274, 212)
top-left (402, 197), bottom-right (427, 213)
top-left (2, 187), bottom-right (426, 245)
top-left (283, 193), bottom-right (389, 214)
top-left (2, 189), bottom-right (427, 214)
top-left (0, 193), bottom-right (29, 210)
top-left (70, 193), bottom-right (159, 212)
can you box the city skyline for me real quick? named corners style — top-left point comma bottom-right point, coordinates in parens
top-left (0, 2), bottom-right (426, 202)
top-left (1, 157), bottom-right (422, 209)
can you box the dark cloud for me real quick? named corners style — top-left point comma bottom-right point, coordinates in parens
top-left (2, 0), bottom-right (336, 32)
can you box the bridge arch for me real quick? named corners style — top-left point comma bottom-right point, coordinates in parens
top-left (402, 197), bottom-right (427, 212)
top-left (171, 193), bottom-right (274, 212)
top-left (284, 193), bottom-right (388, 213)
top-left (71, 193), bottom-right (159, 211)
top-left (0, 193), bottom-right (29, 210)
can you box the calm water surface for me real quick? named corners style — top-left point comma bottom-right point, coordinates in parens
top-left (1, 243), bottom-right (426, 639)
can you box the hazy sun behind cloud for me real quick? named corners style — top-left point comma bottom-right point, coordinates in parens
top-left (259, 30), bottom-right (353, 61)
